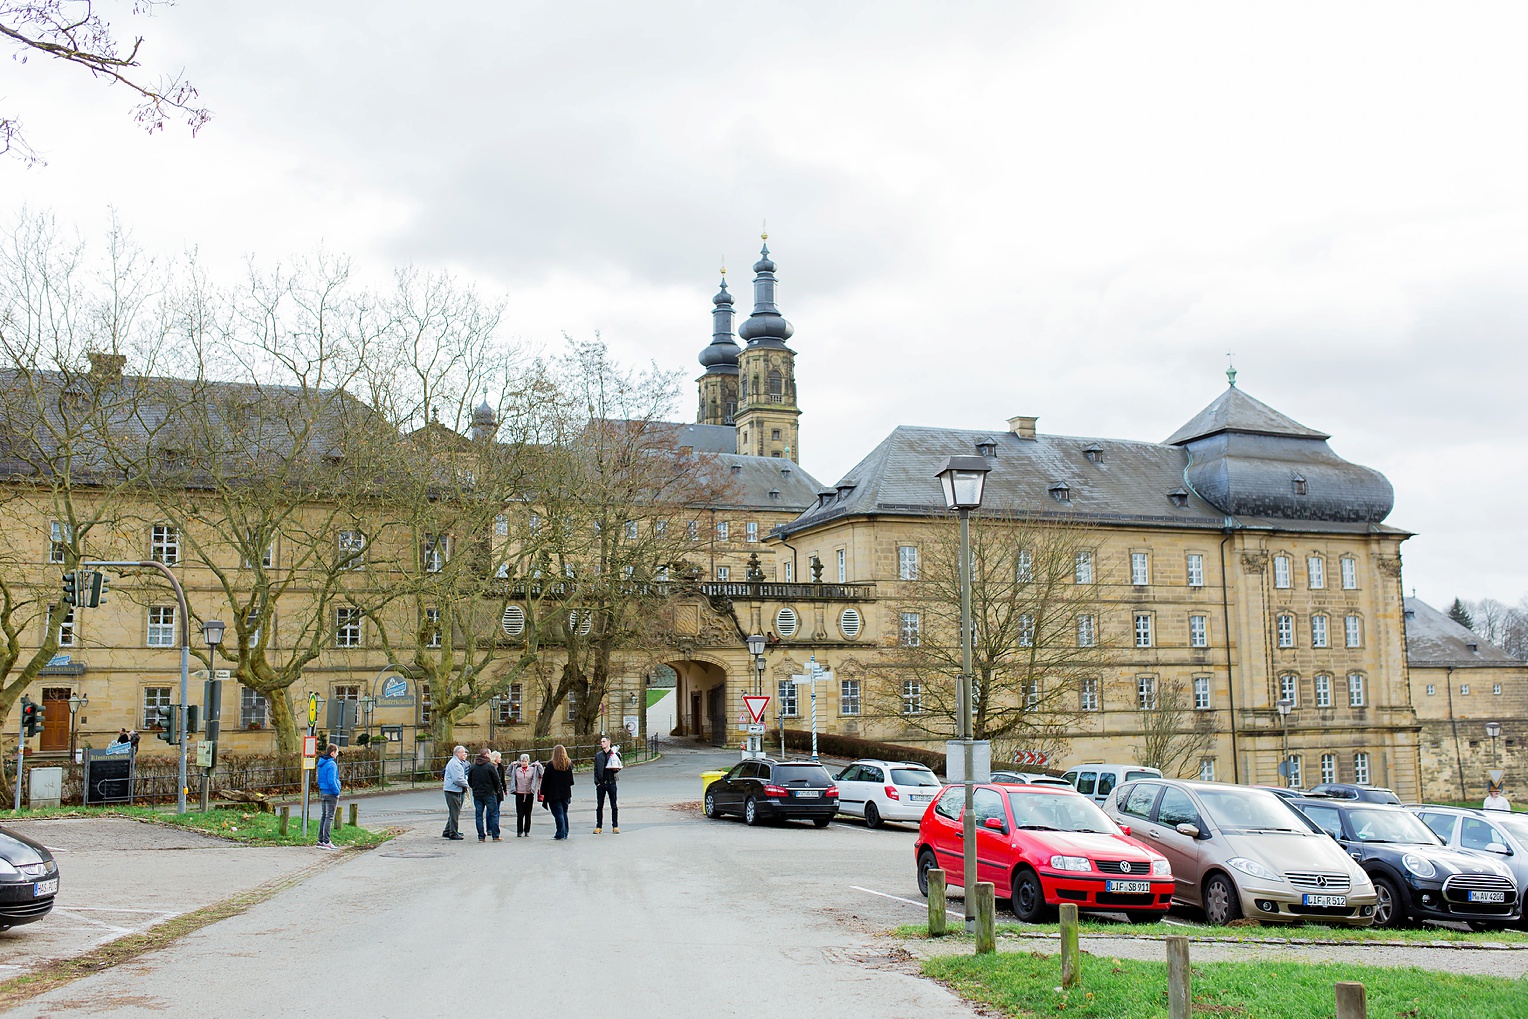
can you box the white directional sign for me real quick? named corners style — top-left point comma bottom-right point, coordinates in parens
top-left (746, 724), bottom-right (766, 735)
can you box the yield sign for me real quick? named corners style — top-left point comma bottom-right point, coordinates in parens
top-left (1489, 769), bottom-right (1505, 785)
top-left (742, 695), bottom-right (771, 724)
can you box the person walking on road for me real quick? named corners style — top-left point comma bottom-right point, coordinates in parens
top-left (540, 744), bottom-right (575, 840)
top-left (510, 753), bottom-right (543, 837)
top-left (468, 748), bottom-right (504, 842)
top-left (593, 735), bottom-right (622, 834)
top-left (315, 744), bottom-right (341, 850)
top-left (442, 745), bottom-right (469, 840)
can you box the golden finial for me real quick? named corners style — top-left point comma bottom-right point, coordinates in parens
top-left (720, 256), bottom-right (726, 277)
top-left (761, 219), bottom-right (768, 241)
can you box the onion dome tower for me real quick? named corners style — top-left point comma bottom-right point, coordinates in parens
top-left (734, 235), bottom-right (801, 460)
top-left (470, 393), bottom-right (498, 442)
top-left (696, 272), bottom-right (740, 426)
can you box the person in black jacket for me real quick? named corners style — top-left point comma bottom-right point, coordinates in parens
top-left (593, 735), bottom-right (621, 834)
top-left (467, 748), bottom-right (503, 842)
top-left (540, 745), bottom-right (575, 840)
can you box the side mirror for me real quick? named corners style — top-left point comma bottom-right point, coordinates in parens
top-left (983, 817), bottom-right (1005, 832)
top-left (1118, 824), bottom-right (1132, 837)
top-left (1485, 842), bottom-right (1511, 855)
top-left (1175, 823), bottom-right (1201, 839)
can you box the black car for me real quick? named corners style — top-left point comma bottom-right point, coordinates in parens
top-left (1287, 798), bottom-right (1520, 929)
top-left (0, 824), bottom-right (58, 931)
top-left (1304, 783), bottom-right (1402, 805)
top-left (704, 758), bottom-right (839, 827)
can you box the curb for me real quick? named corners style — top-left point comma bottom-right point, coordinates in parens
top-left (984, 929), bottom-right (1528, 952)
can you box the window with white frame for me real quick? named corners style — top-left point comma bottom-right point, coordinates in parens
top-left (783, 560), bottom-right (793, 582)
top-left (420, 683), bottom-right (432, 724)
top-left (1461, 684), bottom-right (1470, 696)
top-left (151, 524), bottom-right (179, 565)
top-left (1494, 683), bottom-right (1503, 695)
top-left (1137, 675), bottom-right (1157, 710)
top-left (1076, 614), bottom-right (1095, 647)
top-left (779, 681), bottom-right (798, 717)
top-left (625, 520), bottom-right (639, 540)
top-left (1190, 614), bottom-right (1208, 648)
top-left (746, 521), bottom-right (758, 543)
top-left (1074, 552), bottom-right (1093, 584)
top-left (1198, 758), bottom-right (1216, 782)
top-left (502, 683), bottom-right (523, 724)
top-left (1345, 615), bottom-right (1362, 648)
top-left (1193, 675), bottom-right (1211, 710)
top-left (1286, 755), bottom-right (1303, 788)
top-left (1016, 550), bottom-right (1033, 584)
top-left (245, 608), bottom-right (265, 648)
top-left (335, 607), bottom-right (362, 647)
top-left (654, 519), bottom-right (666, 538)
top-left (899, 612), bottom-right (921, 647)
top-left (528, 513), bottom-right (542, 535)
top-left (1277, 614), bottom-right (1294, 648)
top-left (1320, 753), bottom-right (1336, 784)
top-left (1273, 555), bottom-right (1291, 589)
top-left (55, 606), bottom-right (75, 647)
top-left (1353, 752), bottom-right (1370, 785)
top-left (423, 534), bottom-right (450, 573)
top-left (1315, 674), bottom-right (1332, 707)
top-left (1186, 553), bottom-right (1204, 588)
top-left (1080, 678), bottom-right (1100, 712)
top-left (495, 514), bottom-right (510, 537)
top-left (1131, 552), bottom-right (1149, 586)
top-left (142, 686), bottom-right (172, 728)
top-left (425, 607), bottom-right (442, 648)
top-left (49, 521), bottom-right (71, 564)
top-left (1348, 672), bottom-right (1365, 707)
top-left (901, 679), bottom-right (922, 715)
top-left (898, 545), bottom-right (918, 581)
top-left (565, 690), bottom-right (580, 723)
top-left (240, 685), bottom-right (269, 728)
top-left (1425, 684), bottom-right (1435, 696)
top-left (1311, 614), bottom-right (1328, 648)
top-left (1134, 613), bottom-right (1153, 648)
top-left (147, 605), bottom-right (176, 647)
top-left (840, 678), bottom-right (861, 716)
top-left (716, 521), bottom-right (729, 541)
top-left (836, 549), bottom-right (846, 583)
top-left (1279, 673), bottom-right (1298, 707)
top-left (716, 566), bottom-right (729, 581)
top-left (1307, 556), bottom-right (1325, 589)
top-left (687, 520), bottom-right (699, 541)
top-left (1018, 614), bottom-right (1034, 647)
top-left (339, 530), bottom-right (366, 569)
top-left (1340, 557), bottom-right (1357, 589)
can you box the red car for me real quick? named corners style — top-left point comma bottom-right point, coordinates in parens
top-left (916, 782), bottom-right (1174, 922)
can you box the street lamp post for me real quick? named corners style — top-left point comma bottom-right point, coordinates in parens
top-left (1277, 696), bottom-right (1294, 788)
top-left (747, 633), bottom-right (766, 695)
top-left (935, 454), bottom-right (991, 934)
top-left (67, 692), bottom-right (88, 760)
top-left (1486, 721), bottom-right (1502, 772)
top-left (200, 620), bottom-right (225, 813)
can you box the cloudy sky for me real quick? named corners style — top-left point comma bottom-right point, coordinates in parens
top-left (3, 1), bottom-right (1525, 607)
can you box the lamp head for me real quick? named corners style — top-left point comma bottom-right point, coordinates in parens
top-left (747, 633), bottom-right (766, 656)
top-left (1276, 696), bottom-right (1293, 716)
top-left (202, 618), bottom-right (226, 647)
top-left (934, 455), bottom-right (992, 511)
top-left (1486, 721), bottom-right (1502, 739)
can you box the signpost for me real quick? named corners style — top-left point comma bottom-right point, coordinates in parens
top-left (790, 658), bottom-right (831, 762)
top-left (302, 695), bottom-right (320, 836)
top-left (740, 695), bottom-right (770, 760)
top-left (1013, 750), bottom-right (1049, 768)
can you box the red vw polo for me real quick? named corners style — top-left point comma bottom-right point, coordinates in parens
top-left (916, 782), bottom-right (1174, 922)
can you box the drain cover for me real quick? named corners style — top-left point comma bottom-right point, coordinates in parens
top-left (378, 850), bottom-right (448, 859)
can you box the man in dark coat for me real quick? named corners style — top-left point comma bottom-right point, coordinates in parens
top-left (467, 748), bottom-right (503, 842)
top-left (593, 735), bottom-right (621, 834)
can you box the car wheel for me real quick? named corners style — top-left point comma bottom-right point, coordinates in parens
top-left (813, 816), bottom-right (832, 828)
top-left (917, 849), bottom-right (938, 897)
top-left (1124, 911), bottom-right (1164, 924)
top-left (704, 790), bottom-right (720, 819)
top-left (1011, 867), bottom-right (1053, 923)
top-left (1371, 876), bottom-right (1407, 928)
top-left (1202, 873), bottom-right (1243, 926)
top-left (864, 802), bottom-right (883, 829)
top-left (744, 796), bottom-right (762, 826)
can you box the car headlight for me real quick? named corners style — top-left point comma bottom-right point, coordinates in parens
top-left (1049, 855), bottom-right (1091, 872)
top-left (0, 859), bottom-right (17, 878)
top-left (1227, 857), bottom-right (1277, 880)
top-left (1151, 859), bottom-right (1171, 877)
top-left (1402, 854), bottom-right (1437, 879)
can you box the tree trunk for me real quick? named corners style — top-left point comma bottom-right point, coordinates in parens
top-left (266, 689), bottom-right (300, 761)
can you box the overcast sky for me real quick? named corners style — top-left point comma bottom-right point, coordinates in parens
top-left (3, 1), bottom-right (1525, 608)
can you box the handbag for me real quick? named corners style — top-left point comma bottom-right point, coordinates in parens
top-left (606, 748), bottom-right (623, 772)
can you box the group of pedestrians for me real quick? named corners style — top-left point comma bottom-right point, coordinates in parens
top-left (441, 735), bottom-right (623, 841)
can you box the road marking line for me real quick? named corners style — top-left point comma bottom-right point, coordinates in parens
top-left (1163, 918), bottom-right (1191, 927)
top-left (62, 907), bottom-right (181, 915)
top-left (852, 885), bottom-right (962, 918)
top-left (54, 910), bottom-right (138, 935)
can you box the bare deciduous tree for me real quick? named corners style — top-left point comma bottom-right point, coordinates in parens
top-left (1132, 677), bottom-right (1217, 778)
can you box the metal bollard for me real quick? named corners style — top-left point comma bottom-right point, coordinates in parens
top-left (1335, 982), bottom-right (1367, 1019)
top-left (279, 805), bottom-right (290, 836)
top-left (928, 869), bottom-right (948, 937)
top-left (974, 882), bottom-right (996, 955)
top-left (1166, 936), bottom-right (1190, 1019)
top-left (1059, 903), bottom-right (1081, 987)
top-left (348, 802), bottom-right (358, 828)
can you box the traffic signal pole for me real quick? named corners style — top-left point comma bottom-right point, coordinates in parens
top-left (12, 708), bottom-right (22, 812)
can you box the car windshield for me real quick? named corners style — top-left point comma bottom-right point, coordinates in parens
top-left (1497, 817), bottom-right (1528, 845)
top-left (1196, 788), bottom-right (1306, 832)
top-left (773, 765), bottom-right (831, 785)
top-left (890, 768), bottom-right (939, 787)
top-left (1347, 808), bottom-right (1441, 844)
top-left (1007, 791), bottom-right (1119, 833)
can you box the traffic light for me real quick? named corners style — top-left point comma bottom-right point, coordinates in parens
top-left (85, 570), bottom-right (106, 608)
top-left (19, 697), bottom-right (43, 738)
top-left (184, 704), bottom-right (200, 737)
top-left (62, 571), bottom-right (77, 607)
top-left (154, 704), bottom-right (181, 744)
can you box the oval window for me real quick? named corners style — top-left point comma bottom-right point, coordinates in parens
top-left (840, 607), bottom-right (861, 638)
top-left (775, 607), bottom-right (798, 638)
top-left (568, 611), bottom-right (593, 636)
top-left (501, 605), bottom-right (525, 637)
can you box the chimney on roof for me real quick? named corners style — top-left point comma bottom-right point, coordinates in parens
top-left (88, 351), bottom-right (127, 381)
top-left (1007, 415), bottom-right (1037, 440)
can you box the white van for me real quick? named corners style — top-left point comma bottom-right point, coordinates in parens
top-left (1060, 763), bottom-right (1163, 805)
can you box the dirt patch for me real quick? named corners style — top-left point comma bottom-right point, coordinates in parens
top-left (5, 818), bottom-right (235, 852)
top-left (669, 801), bottom-right (703, 815)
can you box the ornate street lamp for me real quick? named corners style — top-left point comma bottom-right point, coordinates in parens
top-left (935, 454), bottom-right (991, 934)
top-left (747, 633), bottom-right (767, 695)
top-left (67, 691), bottom-right (88, 759)
top-left (1486, 721), bottom-right (1502, 772)
top-left (1277, 696), bottom-right (1294, 788)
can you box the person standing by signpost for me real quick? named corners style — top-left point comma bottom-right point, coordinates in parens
top-left (442, 745), bottom-right (469, 840)
top-left (593, 735), bottom-right (621, 834)
top-left (510, 753), bottom-right (542, 837)
top-left (315, 744), bottom-right (341, 849)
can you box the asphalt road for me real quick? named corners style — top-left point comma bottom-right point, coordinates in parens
top-left (7, 747), bottom-right (978, 1018)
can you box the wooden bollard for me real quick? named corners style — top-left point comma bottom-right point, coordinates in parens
top-left (928, 869), bottom-right (948, 937)
top-left (1059, 902), bottom-right (1081, 988)
top-left (1166, 936), bottom-right (1190, 1019)
top-left (279, 805), bottom-right (290, 836)
top-left (348, 802), bottom-right (358, 828)
top-left (1335, 982), bottom-right (1367, 1019)
top-left (974, 882), bottom-right (996, 954)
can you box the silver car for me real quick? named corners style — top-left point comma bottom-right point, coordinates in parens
top-left (1104, 778), bottom-right (1377, 926)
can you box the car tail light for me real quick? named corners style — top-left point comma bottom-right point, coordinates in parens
top-left (825, 786), bottom-right (838, 798)
top-left (884, 785), bottom-right (900, 801)
top-left (763, 784), bottom-right (789, 798)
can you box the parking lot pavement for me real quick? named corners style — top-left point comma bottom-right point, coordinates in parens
top-left (0, 817), bottom-right (326, 980)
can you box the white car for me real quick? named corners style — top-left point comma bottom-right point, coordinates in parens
top-left (834, 760), bottom-right (941, 827)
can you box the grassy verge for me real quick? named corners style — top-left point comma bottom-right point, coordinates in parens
top-left (895, 918), bottom-right (1528, 945)
top-left (0, 805), bottom-right (391, 847)
top-left (926, 950), bottom-right (1525, 1018)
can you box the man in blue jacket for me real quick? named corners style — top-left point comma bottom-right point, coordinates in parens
top-left (315, 744), bottom-right (341, 850)
top-left (441, 745), bottom-right (469, 840)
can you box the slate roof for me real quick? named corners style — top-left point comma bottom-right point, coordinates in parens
top-left (703, 453), bottom-right (821, 512)
top-left (1404, 598), bottom-right (1526, 669)
top-left (1165, 386), bottom-right (1329, 444)
top-left (661, 422), bottom-right (738, 454)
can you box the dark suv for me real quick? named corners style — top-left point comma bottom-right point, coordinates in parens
top-left (1288, 798), bottom-right (1520, 929)
top-left (1304, 784), bottom-right (1402, 805)
top-left (704, 759), bottom-right (839, 827)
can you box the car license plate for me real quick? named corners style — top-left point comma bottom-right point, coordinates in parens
top-left (911, 794), bottom-right (932, 802)
top-left (33, 878), bottom-right (58, 897)
top-left (1106, 880), bottom-right (1151, 894)
top-left (1302, 894), bottom-right (1346, 907)
top-left (795, 790), bottom-right (820, 798)
top-left (1469, 890), bottom-right (1506, 903)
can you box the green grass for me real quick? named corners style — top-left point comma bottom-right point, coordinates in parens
top-left (646, 688), bottom-right (671, 708)
top-left (895, 917), bottom-right (1528, 945)
top-left (0, 805), bottom-right (392, 848)
top-left (926, 950), bottom-right (1526, 1018)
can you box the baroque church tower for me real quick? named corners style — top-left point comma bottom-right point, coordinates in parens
top-left (696, 272), bottom-right (740, 426)
top-left (733, 238), bottom-right (801, 460)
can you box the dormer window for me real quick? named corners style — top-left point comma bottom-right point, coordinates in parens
top-left (1291, 474), bottom-right (1307, 495)
top-left (1167, 488), bottom-right (1189, 508)
top-left (730, 463), bottom-right (743, 474)
top-left (817, 489), bottom-right (836, 509)
top-left (1083, 444), bottom-right (1104, 464)
top-left (768, 489), bottom-right (781, 501)
top-left (779, 467), bottom-right (792, 476)
top-left (975, 437), bottom-right (997, 458)
top-left (1049, 482), bottom-right (1071, 503)
top-left (836, 481), bottom-right (857, 500)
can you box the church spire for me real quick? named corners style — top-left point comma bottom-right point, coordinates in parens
top-left (697, 271), bottom-right (740, 376)
top-left (738, 235), bottom-right (794, 345)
